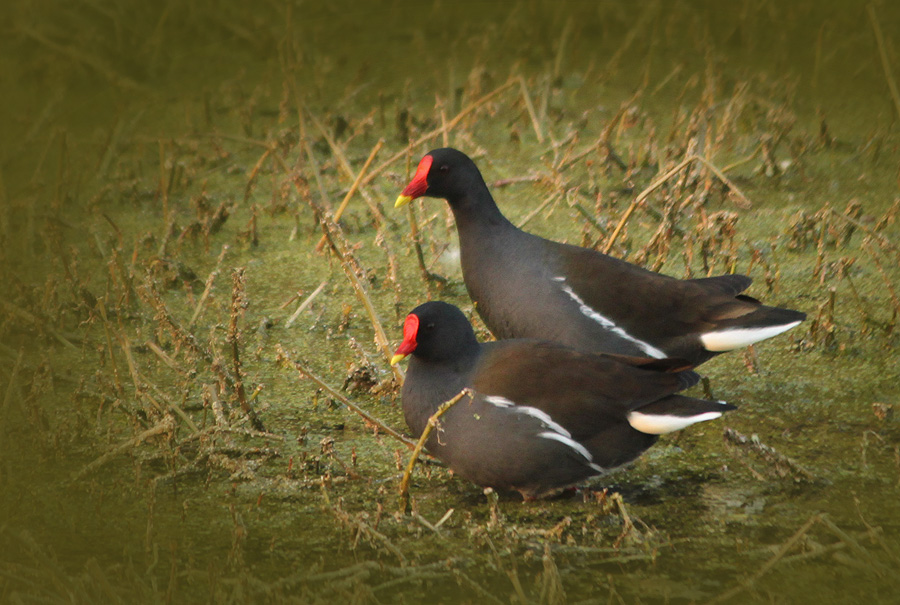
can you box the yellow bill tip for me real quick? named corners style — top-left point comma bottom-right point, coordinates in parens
top-left (390, 353), bottom-right (407, 366)
top-left (394, 194), bottom-right (414, 208)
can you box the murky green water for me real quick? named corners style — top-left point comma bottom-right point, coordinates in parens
top-left (2, 1), bottom-right (899, 603)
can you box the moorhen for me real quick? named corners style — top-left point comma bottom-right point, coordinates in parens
top-left (396, 148), bottom-right (806, 366)
top-left (391, 301), bottom-right (735, 500)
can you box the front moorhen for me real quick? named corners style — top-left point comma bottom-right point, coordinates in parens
top-left (396, 148), bottom-right (805, 366)
top-left (391, 301), bottom-right (735, 500)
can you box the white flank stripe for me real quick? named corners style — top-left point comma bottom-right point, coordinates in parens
top-left (538, 431), bottom-right (595, 463)
top-left (627, 410), bottom-right (723, 435)
top-left (700, 320), bottom-right (802, 352)
top-left (558, 282), bottom-right (666, 358)
top-left (486, 394), bottom-right (604, 472)
top-left (484, 395), bottom-right (514, 408)
top-left (485, 396), bottom-right (574, 439)
top-left (516, 406), bottom-right (572, 437)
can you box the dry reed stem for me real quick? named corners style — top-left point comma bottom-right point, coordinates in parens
top-left (155, 215), bottom-right (176, 257)
top-left (490, 533), bottom-right (530, 605)
top-left (141, 282), bottom-right (209, 362)
top-left (0, 342), bottom-right (19, 361)
top-left (376, 233), bottom-right (406, 307)
top-left (295, 108), bottom-right (333, 214)
top-left (517, 191), bottom-right (561, 229)
top-left (723, 428), bottom-right (815, 481)
top-left (852, 498), bottom-right (900, 565)
top-left (53, 129), bottom-right (68, 211)
top-left (306, 195), bottom-right (404, 383)
top-left (305, 109), bottom-right (386, 225)
top-left (818, 515), bottom-right (900, 581)
top-left (548, 130), bottom-right (579, 168)
top-left (868, 4), bottom-right (900, 121)
top-left (243, 146), bottom-right (273, 203)
top-left (227, 268), bottom-right (264, 432)
top-left (651, 63), bottom-right (684, 96)
top-left (72, 415), bottom-right (176, 482)
top-left (552, 16), bottom-right (574, 80)
top-left (604, 155), bottom-right (694, 254)
top-left (285, 280), bottom-right (328, 328)
top-left (611, 492), bottom-right (642, 548)
top-left (861, 240), bottom-right (900, 319)
top-left (439, 98), bottom-right (450, 147)
top-left (144, 340), bottom-right (183, 375)
top-left (778, 538), bottom-right (847, 567)
top-left (829, 207), bottom-right (899, 257)
top-left (691, 154), bottom-right (752, 207)
top-left (491, 174), bottom-right (548, 188)
top-left (404, 203), bottom-right (429, 282)
top-left (434, 507), bottom-right (455, 529)
top-left (199, 133), bottom-right (293, 175)
top-left (537, 76), bottom-right (551, 134)
top-left (141, 282), bottom-right (260, 429)
top-left (207, 383), bottom-right (229, 428)
top-left (538, 543), bottom-right (566, 605)
top-left (320, 484), bottom-right (403, 563)
top-left (604, 153), bottom-right (751, 255)
top-left (110, 247), bottom-right (138, 309)
top-left (398, 388), bottom-right (472, 513)
top-left (315, 138), bottom-right (385, 252)
top-left (142, 379), bottom-right (199, 433)
top-left (705, 513), bottom-right (822, 605)
top-left (0, 169), bottom-right (8, 247)
top-left (188, 244), bottom-right (229, 327)
top-left (276, 344), bottom-right (415, 448)
top-left (410, 511), bottom-right (442, 535)
top-left (96, 299), bottom-right (124, 397)
top-left (517, 76), bottom-right (544, 142)
top-left (266, 560), bottom-right (381, 591)
top-left (16, 23), bottom-right (147, 91)
top-left (812, 209), bottom-right (831, 282)
top-left (450, 570), bottom-right (506, 605)
top-left (710, 512), bottom-right (900, 605)
top-left (0, 299), bottom-right (77, 350)
top-left (405, 204), bottom-right (447, 290)
top-left (721, 144), bottom-right (762, 173)
top-left (116, 326), bottom-right (163, 418)
top-left (603, 1), bottom-right (659, 76)
top-left (0, 349), bottom-right (24, 433)
top-left (556, 98), bottom-right (631, 172)
top-left (158, 139), bottom-right (169, 221)
top-left (837, 258), bottom-right (877, 328)
top-left (571, 201), bottom-right (608, 238)
top-left (325, 502), bottom-right (407, 563)
top-left (361, 78), bottom-right (518, 188)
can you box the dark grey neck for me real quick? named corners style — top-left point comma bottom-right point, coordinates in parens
top-left (446, 189), bottom-right (516, 231)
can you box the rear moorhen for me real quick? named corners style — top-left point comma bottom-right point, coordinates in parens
top-left (391, 301), bottom-right (735, 500)
top-left (396, 148), bottom-right (805, 366)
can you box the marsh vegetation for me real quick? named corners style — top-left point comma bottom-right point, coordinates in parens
top-left (1, 1), bottom-right (899, 602)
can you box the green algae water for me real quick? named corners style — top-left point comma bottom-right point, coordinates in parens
top-left (2, 1), bottom-right (899, 603)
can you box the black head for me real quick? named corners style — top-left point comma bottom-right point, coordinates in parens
top-left (395, 148), bottom-right (487, 207)
top-left (392, 301), bottom-right (480, 364)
